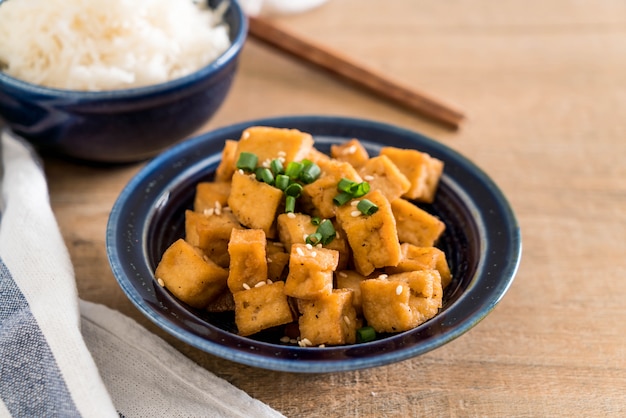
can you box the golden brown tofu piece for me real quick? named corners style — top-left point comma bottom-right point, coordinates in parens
top-left (301, 158), bottom-right (363, 218)
top-left (236, 126), bottom-right (314, 166)
top-left (298, 289), bottom-right (358, 346)
top-left (358, 155), bottom-right (411, 203)
top-left (227, 228), bottom-right (268, 293)
top-left (330, 138), bottom-right (370, 168)
top-left (193, 182), bottom-right (231, 214)
top-left (380, 146), bottom-right (444, 203)
top-left (266, 241), bottom-right (290, 282)
top-left (227, 170), bottom-right (283, 238)
top-left (305, 147), bottom-right (332, 164)
top-left (284, 244), bottom-right (338, 299)
top-left (276, 213), bottom-right (350, 270)
top-left (335, 270), bottom-right (368, 315)
top-left (360, 270), bottom-right (443, 333)
top-left (385, 243), bottom-right (452, 288)
top-left (214, 139), bottom-right (238, 182)
top-left (335, 190), bottom-right (401, 276)
top-left (233, 281), bottom-right (294, 337)
top-left (154, 239), bottom-right (228, 309)
top-left (185, 209), bottom-right (242, 268)
top-left (390, 198), bottom-right (445, 247)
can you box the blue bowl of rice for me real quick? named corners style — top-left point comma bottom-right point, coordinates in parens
top-left (0, 0), bottom-right (247, 163)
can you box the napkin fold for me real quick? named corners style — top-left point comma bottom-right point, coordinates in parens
top-left (0, 130), bottom-right (284, 418)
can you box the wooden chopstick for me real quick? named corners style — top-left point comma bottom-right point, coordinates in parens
top-left (247, 16), bottom-right (465, 129)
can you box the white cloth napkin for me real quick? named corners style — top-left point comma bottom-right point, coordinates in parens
top-left (0, 130), bottom-right (285, 418)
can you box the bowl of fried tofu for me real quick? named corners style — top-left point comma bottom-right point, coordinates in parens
top-left (106, 115), bottom-right (521, 372)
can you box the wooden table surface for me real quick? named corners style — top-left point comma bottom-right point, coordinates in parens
top-left (43, 0), bottom-right (626, 416)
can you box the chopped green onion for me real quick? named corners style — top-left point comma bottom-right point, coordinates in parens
top-left (305, 232), bottom-right (323, 246)
top-left (285, 195), bottom-right (296, 213)
top-left (357, 199), bottom-right (378, 215)
top-left (351, 181), bottom-right (370, 198)
top-left (255, 167), bottom-right (274, 185)
top-left (356, 326), bottom-right (376, 343)
top-left (317, 219), bottom-right (336, 244)
top-left (270, 159), bottom-right (284, 175)
top-left (299, 162), bottom-right (321, 184)
top-left (300, 158), bottom-right (314, 167)
top-left (236, 152), bottom-right (258, 172)
top-left (275, 174), bottom-right (291, 191)
top-left (311, 217), bottom-right (321, 226)
top-left (337, 178), bottom-right (356, 193)
top-left (284, 182), bottom-right (303, 198)
top-left (285, 161), bottom-right (304, 179)
top-left (333, 191), bottom-right (353, 206)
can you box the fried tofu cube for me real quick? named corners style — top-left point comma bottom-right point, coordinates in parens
top-left (236, 126), bottom-right (314, 166)
top-left (360, 270), bottom-right (443, 333)
top-left (193, 182), bottom-right (231, 214)
top-left (330, 138), bottom-right (370, 168)
top-left (358, 155), bottom-right (410, 203)
top-left (305, 147), bottom-right (332, 164)
top-left (266, 241), bottom-right (290, 282)
top-left (390, 198), bottom-right (445, 247)
top-left (385, 243), bottom-right (452, 288)
top-left (380, 147), bottom-right (444, 203)
top-left (276, 213), bottom-right (350, 270)
top-left (335, 270), bottom-right (368, 315)
top-left (301, 158), bottom-right (363, 218)
top-left (154, 239), bottom-right (228, 309)
top-left (227, 229), bottom-right (268, 293)
top-left (214, 139), bottom-right (238, 182)
top-left (298, 289), bottom-right (358, 346)
top-left (185, 210), bottom-right (242, 268)
top-left (335, 190), bottom-right (401, 276)
top-left (233, 281), bottom-right (294, 336)
top-left (227, 170), bottom-right (283, 238)
top-left (284, 244), bottom-right (338, 299)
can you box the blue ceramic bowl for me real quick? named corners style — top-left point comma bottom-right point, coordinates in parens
top-left (107, 115), bottom-right (522, 372)
top-left (0, 0), bottom-right (246, 163)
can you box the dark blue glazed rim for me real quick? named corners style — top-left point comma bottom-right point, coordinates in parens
top-left (106, 115), bottom-right (522, 373)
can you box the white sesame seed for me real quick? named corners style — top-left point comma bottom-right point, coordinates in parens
top-left (396, 285), bottom-right (403, 295)
top-left (238, 169), bottom-right (244, 175)
top-left (242, 131), bottom-right (250, 139)
top-left (343, 316), bottom-right (351, 325)
top-left (296, 247), bottom-right (305, 256)
top-left (242, 283), bottom-right (251, 290)
top-left (335, 232), bottom-right (341, 239)
top-left (255, 281), bottom-right (266, 288)
top-left (157, 278), bottom-right (165, 287)
top-left (338, 272), bottom-right (348, 278)
top-left (203, 208), bottom-right (214, 216)
top-left (351, 210), bottom-right (361, 217)
top-left (305, 243), bottom-right (313, 250)
top-left (215, 201), bottom-right (222, 211)
top-left (277, 151), bottom-right (286, 157)
top-left (302, 233), bottom-right (309, 241)
top-left (316, 243), bottom-right (323, 249)
top-left (272, 241), bottom-right (284, 247)
top-left (280, 336), bottom-right (290, 343)
top-left (267, 279), bottom-right (273, 284)
top-left (350, 200), bottom-right (360, 206)
top-left (311, 251), bottom-right (317, 257)
top-left (279, 157), bottom-right (286, 163)
top-left (223, 206), bottom-right (232, 212)
top-left (342, 145), bottom-right (357, 155)
top-left (262, 159), bottom-right (271, 168)
top-left (287, 212), bottom-right (296, 219)
top-left (364, 175), bottom-right (375, 181)
top-left (202, 255), bottom-right (210, 262)
top-left (378, 274), bottom-right (388, 279)
top-left (290, 338), bottom-right (298, 344)
top-left (318, 344), bottom-right (326, 348)
top-left (301, 338), bottom-right (312, 347)
top-left (250, 173), bottom-right (256, 179)
top-left (214, 207), bottom-right (222, 215)
top-left (267, 257), bottom-right (273, 263)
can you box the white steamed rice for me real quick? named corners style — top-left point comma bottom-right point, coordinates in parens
top-left (0, 0), bottom-right (231, 91)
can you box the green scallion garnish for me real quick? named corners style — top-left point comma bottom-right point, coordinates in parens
top-left (357, 199), bottom-right (378, 215)
top-left (236, 152), bottom-right (258, 172)
top-left (317, 219), bottom-right (336, 244)
top-left (299, 162), bottom-right (321, 184)
top-left (305, 232), bottom-right (323, 246)
top-left (333, 191), bottom-right (353, 206)
top-left (356, 326), bottom-right (376, 343)
top-left (255, 167), bottom-right (274, 185)
top-left (285, 161), bottom-right (304, 179)
top-left (270, 159), bottom-right (284, 175)
top-left (285, 195), bottom-right (297, 213)
top-left (275, 174), bottom-right (291, 191)
top-left (284, 182), bottom-right (303, 198)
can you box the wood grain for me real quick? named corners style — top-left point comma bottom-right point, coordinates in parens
top-left (44, 0), bottom-right (626, 416)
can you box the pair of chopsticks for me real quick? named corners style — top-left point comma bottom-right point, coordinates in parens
top-left (247, 16), bottom-right (465, 130)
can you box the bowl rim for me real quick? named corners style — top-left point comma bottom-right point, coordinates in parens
top-left (0, 0), bottom-right (247, 99)
top-left (106, 115), bottom-right (522, 373)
